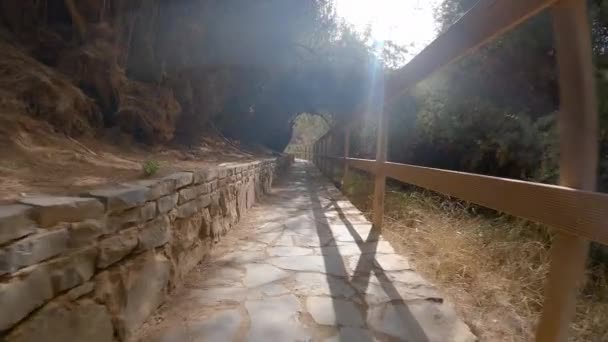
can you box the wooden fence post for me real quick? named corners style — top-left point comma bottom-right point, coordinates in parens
top-left (536, 1), bottom-right (597, 341)
top-left (318, 138), bottom-right (323, 173)
top-left (326, 136), bottom-right (330, 175)
top-left (327, 135), bottom-right (332, 178)
top-left (319, 139), bottom-right (324, 172)
top-left (372, 111), bottom-right (388, 230)
top-left (343, 126), bottom-right (350, 186)
top-left (327, 132), bottom-right (336, 182)
top-left (322, 137), bottom-right (327, 175)
top-left (317, 138), bottom-right (323, 172)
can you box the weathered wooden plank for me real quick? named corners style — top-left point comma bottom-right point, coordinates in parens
top-left (372, 112), bottom-right (388, 229)
top-left (343, 158), bottom-right (608, 245)
top-left (343, 127), bottom-right (350, 186)
top-left (321, 138), bottom-right (328, 175)
top-left (536, 0), bottom-right (598, 340)
top-left (344, 157), bottom-right (375, 173)
top-left (326, 134), bottom-right (333, 179)
top-left (386, 0), bottom-right (557, 102)
top-left (313, 140), bottom-right (321, 169)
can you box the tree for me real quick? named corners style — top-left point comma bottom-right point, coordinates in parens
top-left (381, 0), bottom-right (608, 189)
top-left (381, 0), bottom-right (562, 183)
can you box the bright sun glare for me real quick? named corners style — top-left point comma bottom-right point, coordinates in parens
top-left (335, 0), bottom-right (442, 62)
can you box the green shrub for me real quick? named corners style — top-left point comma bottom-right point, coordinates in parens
top-left (142, 160), bottom-right (160, 177)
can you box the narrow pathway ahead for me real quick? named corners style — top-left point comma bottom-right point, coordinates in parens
top-left (138, 161), bottom-right (475, 342)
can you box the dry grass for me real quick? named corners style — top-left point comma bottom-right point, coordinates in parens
top-left (342, 172), bottom-right (608, 341)
top-left (0, 39), bottom-right (101, 136)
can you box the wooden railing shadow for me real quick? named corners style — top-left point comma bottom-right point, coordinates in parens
top-left (306, 166), bottom-right (429, 341)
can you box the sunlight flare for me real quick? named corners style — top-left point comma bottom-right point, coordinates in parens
top-left (335, 0), bottom-right (441, 59)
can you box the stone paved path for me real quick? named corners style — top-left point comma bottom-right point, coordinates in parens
top-left (136, 161), bottom-right (476, 342)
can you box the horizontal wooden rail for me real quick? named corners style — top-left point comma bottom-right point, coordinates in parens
top-left (386, 0), bottom-right (557, 102)
top-left (322, 156), bottom-right (375, 173)
top-left (326, 156), bottom-right (608, 245)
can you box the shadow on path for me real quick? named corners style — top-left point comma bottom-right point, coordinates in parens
top-left (305, 164), bottom-right (430, 342)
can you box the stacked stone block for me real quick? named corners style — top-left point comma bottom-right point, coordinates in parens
top-left (0, 156), bottom-right (291, 341)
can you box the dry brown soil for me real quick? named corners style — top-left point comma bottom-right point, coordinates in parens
top-left (0, 112), bottom-right (269, 203)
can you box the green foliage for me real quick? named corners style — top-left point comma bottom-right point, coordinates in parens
top-left (345, 0), bottom-right (605, 190)
top-left (290, 113), bottom-right (331, 145)
top-left (142, 160), bottom-right (160, 177)
top-left (345, 1), bottom-right (562, 181)
top-left (389, 82), bottom-right (560, 181)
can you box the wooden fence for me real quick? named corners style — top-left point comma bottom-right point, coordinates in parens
top-left (312, 0), bottom-right (604, 341)
top-left (284, 144), bottom-right (314, 161)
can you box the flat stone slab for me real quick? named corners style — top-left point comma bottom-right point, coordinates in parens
top-left (269, 256), bottom-right (348, 277)
top-left (188, 310), bottom-right (243, 341)
top-left (252, 222), bottom-right (285, 234)
top-left (351, 279), bottom-right (442, 306)
top-left (292, 273), bottom-right (356, 298)
top-left (267, 246), bottom-right (312, 257)
top-left (217, 250), bottom-right (266, 265)
top-left (182, 287), bottom-right (247, 307)
top-left (374, 254), bottom-right (413, 271)
top-left (283, 216), bottom-right (317, 231)
top-left (381, 270), bottom-right (430, 286)
top-left (0, 229), bottom-right (69, 274)
top-left (0, 204), bottom-right (35, 245)
top-left (367, 301), bottom-right (476, 342)
top-left (87, 186), bottom-right (149, 212)
top-left (324, 211), bottom-right (369, 224)
top-left (347, 253), bottom-right (378, 274)
top-left (347, 253), bottom-right (412, 274)
top-left (315, 241), bottom-right (395, 256)
top-left (237, 241), bottom-right (267, 252)
top-left (245, 295), bottom-right (310, 342)
top-left (254, 231), bottom-right (282, 244)
top-left (244, 264), bottom-right (289, 287)
top-left (306, 296), bottom-right (364, 327)
top-left (149, 310), bottom-right (242, 342)
top-left (257, 283), bottom-right (291, 297)
top-left (327, 223), bottom-right (376, 242)
top-left (5, 299), bottom-right (113, 342)
top-left (292, 233), bottom-right (333, 247)
top-left (19, 196), bottom-right (104, 227)
top-left (162, 172), bottom-right (193, 189)
top-left (325, 327), bottom-right (377, 342)
top-left (271, 234), bottom-right (295, 247)
top-left (200, 267), bottom-right (244, 287)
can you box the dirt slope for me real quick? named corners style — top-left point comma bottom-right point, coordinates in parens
top-left (0, 111), bottom-right (268, 203)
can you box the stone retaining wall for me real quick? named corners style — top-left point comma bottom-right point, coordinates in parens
top-left (0, 156), bottom-right (292, 341)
